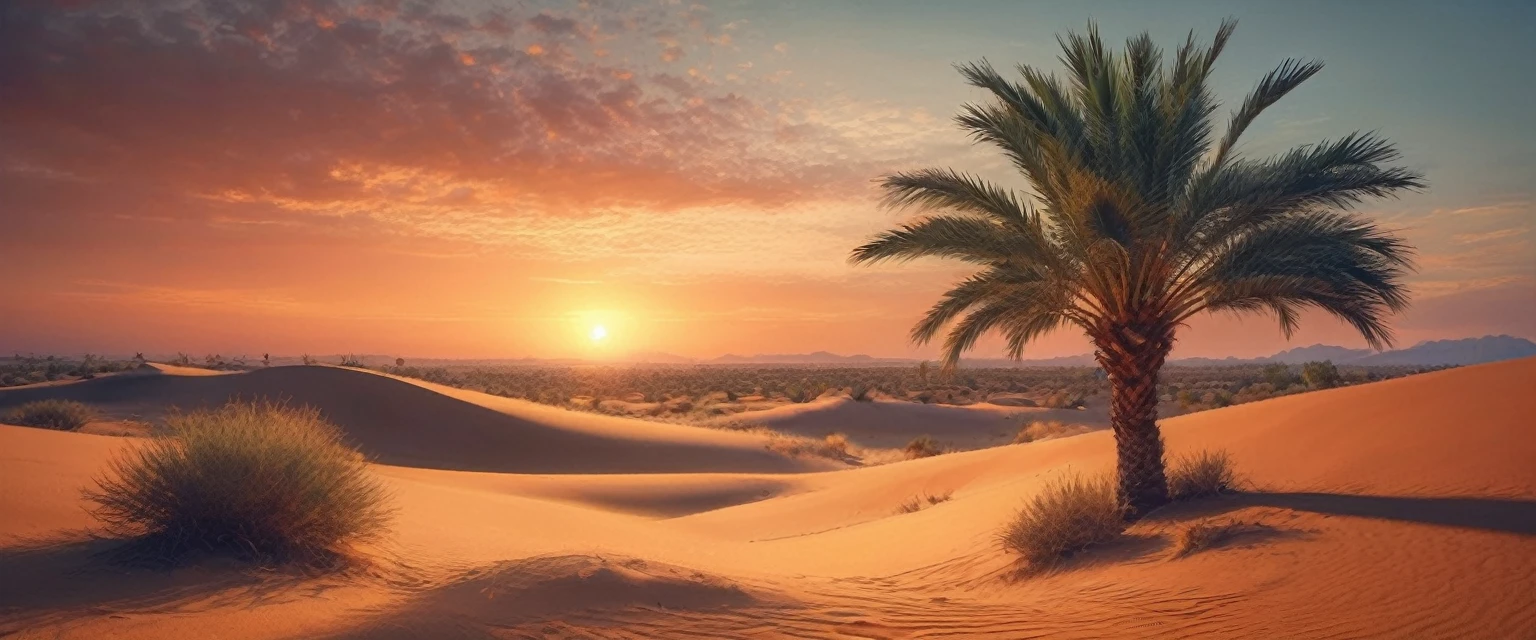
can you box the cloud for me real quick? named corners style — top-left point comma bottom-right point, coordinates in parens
top-left (1452, 227), bottom-right (1529, 244)
top-left (0, 0), bottom-right (916, 228)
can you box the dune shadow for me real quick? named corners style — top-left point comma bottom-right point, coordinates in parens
top-left (1236, 492), bottom-right (1536, 535)
top-left (325, 554), bottom-right (793, 640)
top-left (0, 534), bottom-right (346, 634)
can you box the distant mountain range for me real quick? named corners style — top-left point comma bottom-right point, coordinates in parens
top-left (635, 335), bottom-right (1536, 368)
top-left (1165, 335), bottom-right (1536, 368)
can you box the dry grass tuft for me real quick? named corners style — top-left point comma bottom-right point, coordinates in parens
top-left (5, 399), bottom-right (97, 430)
top-left (823, 433), bottom-right (850, 457)
top-left (903, 436), bottom-right (943, 459)
top-left (1012, 420), bottom-right (1093, 444)
top-left (764, 431), bottom-right (852, 462)
top-left (85, 401), bottom-right (392, 566)
top-left (896, 490), bottom-right (954, 514)
top-left (1000, 472), bottom-right (1126, 566)
top-left (1167, 449), bottom-right (1239, 500)
top-left (1171, 519), bottom-right (1256, 558)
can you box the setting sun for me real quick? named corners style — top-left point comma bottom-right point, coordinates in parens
top-left (590, 325), bottom-right (608, 343)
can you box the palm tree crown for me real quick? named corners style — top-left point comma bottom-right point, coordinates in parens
top-left (850, 21), bottom-right (1422, 516)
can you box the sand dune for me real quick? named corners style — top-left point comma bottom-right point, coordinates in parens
top-left (0, 365), bottom-right (831, 474)
top-left (3, 358), bottom-right (1534, 638)
top-left (710, 395), bottom-right (1110, 450)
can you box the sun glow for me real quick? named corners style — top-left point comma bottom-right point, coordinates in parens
top-left (590, 325), bottom-right (608, 342)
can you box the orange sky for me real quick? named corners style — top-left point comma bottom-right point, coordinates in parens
top-left (2, 1), bottom-right (1532, 361)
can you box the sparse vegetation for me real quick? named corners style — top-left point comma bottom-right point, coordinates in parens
top-left (1000, 472), bottom-right (1125, 566)
top-left (85, 401), bottom-right (392, 565)
top-left (904, 436), bottom-right (943, 459)
top-left (1013, 420), bottom-right (1093, 444)
top-left (823, 433), bottom-right (850, 457)
top-left (0, 354), bottom-right (138, 387)
top-left (1167, 450), bottom-right (1239, 500)
top-left (896, 490), bottom-right (953, 514)
top-left (763, 431), bottom-right (853, 462)
top-left (1172, 519), bottom-right (1255, 558)
top-left (1302, 360), bottom-right (1343, 389)
top-left (4, 399), bottom-right (98, 430)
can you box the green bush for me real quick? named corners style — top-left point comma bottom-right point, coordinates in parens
top-left (5, 399), bottom-right (97, 430)
top-left (1000, 472), bottom-right (1125, 566)
top-left (1301, 360), bottom-right (1341, 389)
top-left (85, 401), bottom-right (392, 565)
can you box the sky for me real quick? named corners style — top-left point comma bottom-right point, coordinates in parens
top-left (1, 0), bottom-right (1533, 361)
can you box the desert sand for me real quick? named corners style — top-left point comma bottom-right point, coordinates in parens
top-left (2, 358), bottom-right (1534, 638)
top-left (708, 394), bottom-right (1111, 450)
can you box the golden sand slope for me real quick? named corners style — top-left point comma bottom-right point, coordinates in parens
top-left (2, 358), bottom-right (1534, 638)
top-left (0, 365), bottom-right (830, 474)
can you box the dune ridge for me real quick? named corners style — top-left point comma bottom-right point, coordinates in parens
top-left (0, 365), bottom-right (831, 475)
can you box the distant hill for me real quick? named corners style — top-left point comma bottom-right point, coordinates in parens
top-left (707, 351), bottom-right (894, 365)
top-left (1355, 335), bottom-right (1536, 366)
top-left (1165, 335), bottom-right (1536, 368)
top-left (1259, 344), bottom-right (1375, 364)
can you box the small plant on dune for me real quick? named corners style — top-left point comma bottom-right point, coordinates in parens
top-left (1171, 519), bottom-right (1255, 558)
top-left (764, 431), bottom-right (851, 462)
top-left (1167, 449), bottom-right (1239, 501)
top-left (85, 401), bottom-right (392, 565)
top-left (823, 433), bottom-right (851, 457)
top-left (1000, 472), bottom-right (1126, 566)
top-left (1012, 420), bottom-right (1092, 444)
top-left (904, 435), bottom-right (943, 459)
top-left (896, 490), bottom-right (954, 514)
top-left (5, 399), bottom-right (98, 430)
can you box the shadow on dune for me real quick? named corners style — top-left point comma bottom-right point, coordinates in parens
top-left (0, 535), bottom-right (331, 634)
top-left (325, 554), bottom-right (783, 639)
top-left (1239, 493), bottom-right (1536, 536)
top-left (0, 366), bottom-right (820, 474)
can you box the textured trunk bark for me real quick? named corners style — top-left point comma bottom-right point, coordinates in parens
top-left (1095, 326), bottom-right (1173, 520)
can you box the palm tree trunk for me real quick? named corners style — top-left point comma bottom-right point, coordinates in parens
top-left (1095, 326), bottom-right (1173, 519)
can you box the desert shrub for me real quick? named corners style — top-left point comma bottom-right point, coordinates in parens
top-left (1000, 472), bottom-right (1125, 565)
top-left (896, 491), bottom-right (952, 514)
top-left (1172, 519), bottom-right (1251, 558)
top-left (1013, 420), bottom-right (1092, 444)
top-left (904, 436), bottom-right (943, 459)
top-left (823, 433), bottom-right (850, 457)
top-left (764, 431), bottom-right (850, 461)
top-left (1301, 360), bottom-right (1341, 389)
top-left (85, 401), bottom-right (391, 564)
top-left (5, 399), bottom-right (97, 430)
top-left (1042, 391), bottom-right (1085, 409)
top-left (1167, 449), bottom-right (1238, 500)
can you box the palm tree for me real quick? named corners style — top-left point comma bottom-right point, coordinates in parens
top-left (850, 21), bottom-right (1422, 518)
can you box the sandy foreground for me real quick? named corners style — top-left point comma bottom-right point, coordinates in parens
top-left (1, 359), bottom-right (1533, 638)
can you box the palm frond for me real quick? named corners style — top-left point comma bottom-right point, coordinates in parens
top-left (1211, 57), bottom-right (1324, 168)
top-left (848, 215), bottom-right (1016, 266)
